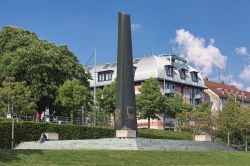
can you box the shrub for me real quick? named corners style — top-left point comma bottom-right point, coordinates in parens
top-left (138, 129), bottom-right (192, 140)
top-left (0, 121), bottom-right (114, 149)
top-left (0, 117), bottom-right (11, 122)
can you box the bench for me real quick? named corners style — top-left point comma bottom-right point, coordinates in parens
top-left (45, 132), bottom-right (59, 140)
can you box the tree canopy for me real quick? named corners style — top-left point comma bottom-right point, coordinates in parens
top-left (136, 78), bottom-right (169, 128)
top-left (0, 77), bottom-right (37, 115)
top-left (0, 26), bottom-right (90, 112)
top-left (169, 93), bottom-right (192, 116)
top-left (96, 81), bottom-right (116, 114)
top-left (217, 96), bottom-right (242, 146)
top-left (58, 79), bottom-right (88, 124)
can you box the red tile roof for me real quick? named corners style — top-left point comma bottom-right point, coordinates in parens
top-left (204, 79), bottom-right (250, 102)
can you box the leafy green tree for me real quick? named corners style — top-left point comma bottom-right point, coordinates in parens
top-left (217, 96), bottom-right (242, 146)
top-left (195, 102), bottom-right (211, 112)
top-left (169, 93), bottom-right (192, 117)
top-left (96, 81), bottom-right (116, 114)
top-left (96, 81), bottom-right (116, 125)
top-left (136, 78), bottom-right (169, 128)
top-left (58, 79), bottom-right (88, 124)
top-left (177, 102), bottom-right (214, 137)
top-left (0, 26), bottom-right (90, 113)
top-left (0, 77), bottom-right (37, 115)
top-left (239, 105), bottom-right (250, 151)
top-left (176, 111), bottom-right (192, 132)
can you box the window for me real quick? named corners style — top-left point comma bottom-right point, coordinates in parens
top-left (179, 69), bottom-right (186, 80)
top-left (191, 72), bottom-right (198, 82)
top-left (166, 66), bottom-right (174, 77)
top-left (166, 83), bottom-right (174, 90)
top-left (98, 71), bottom-right (113, 82)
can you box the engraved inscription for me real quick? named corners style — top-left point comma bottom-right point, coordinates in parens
top-left (127, 106), bottom-right (134, 120)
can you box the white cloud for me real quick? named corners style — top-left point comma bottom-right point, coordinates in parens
top-left (239, 65), bottom-right (250, 82)
top-left (231, 80), bottom-right (244, 89)
top-left (131, 23), bottom-right (141, 30)
top-left (246, 87), bottom-right (250, 92)
top-left (173, 29), bottom-right (227, 77)
top-left (235, 46), bottom-right (248, 56)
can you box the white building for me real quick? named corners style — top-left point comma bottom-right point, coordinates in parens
top-left (88, 54), bottom-right (207, 129)
top-left (88, 54), bottom-right (206, 105)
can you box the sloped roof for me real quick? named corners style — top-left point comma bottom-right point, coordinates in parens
top-left (204, 79), bottom-right (250, 102)
top-left (88, 54), bottom-right (206, 88)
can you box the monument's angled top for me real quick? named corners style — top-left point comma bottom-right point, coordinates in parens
top-left (118, 12), bottom-right (130, 16)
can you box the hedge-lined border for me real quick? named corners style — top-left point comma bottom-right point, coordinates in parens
top-left (0, 122), bottom-right (192, 149)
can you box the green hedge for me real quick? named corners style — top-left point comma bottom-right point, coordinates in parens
top-left (0, 122), bottom-right (193, 149)
top-left (0, 117), bottom-right (11, 122)
top-left (0, 121), bottom-right (114, 149)
top-left (138, 129), bottom-right (192, 140)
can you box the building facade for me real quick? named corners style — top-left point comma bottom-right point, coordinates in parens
top-left (88, 54), bottom-right (207, 129)
top-left (204, 79), bottom-right (250, 115)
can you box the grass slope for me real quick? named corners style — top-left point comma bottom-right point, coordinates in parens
top-left (0, 150), bottom-right (250, 166)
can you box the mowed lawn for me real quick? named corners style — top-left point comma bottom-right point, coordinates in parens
top-left (0, 150), bottom-right (250, 166)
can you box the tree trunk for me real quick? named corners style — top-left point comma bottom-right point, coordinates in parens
top-left (148, 117), bottom-right (150, 129)
top-left (71, 110), bottom-right (74, 125)
top-left (227, 132), bottom-right (230, 146)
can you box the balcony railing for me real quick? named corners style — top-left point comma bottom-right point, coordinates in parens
top-left (163, 88), bottom-right (175, 94)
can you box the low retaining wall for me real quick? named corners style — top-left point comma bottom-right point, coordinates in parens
top-left (15, 138), bottom-right (234, 151)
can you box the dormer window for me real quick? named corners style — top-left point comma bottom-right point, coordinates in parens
top-left (179, 69), bottom-right (186, 80)
top-left (166, 65), bottom-right (174, 77)
top-left (190, 71), bottom-right (198, 82)
top-left (98, 71), bottom-right (113, 82)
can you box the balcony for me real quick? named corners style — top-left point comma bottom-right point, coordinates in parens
top-left (194, 93), bottom-right (205, 99)
top-left (163, 88), bottom-right (175, 94)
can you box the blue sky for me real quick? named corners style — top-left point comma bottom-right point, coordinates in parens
top-left (1, 0), bottom-right (250, 90)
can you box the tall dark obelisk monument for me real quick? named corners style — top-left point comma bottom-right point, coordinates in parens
top-left (115, 12), bottom-right (137, 137)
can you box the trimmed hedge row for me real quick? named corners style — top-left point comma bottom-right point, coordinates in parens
top-left (138, 129), bottom-right (192, 140)
top-left (0, 121), bottom-right (114, 149)
top-left (0, 122), bottom-right (192, 149)
top-left (0, 117), bottom-right (11, 122)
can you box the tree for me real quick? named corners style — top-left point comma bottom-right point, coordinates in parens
top-left (136, 78), bottom-right (169, 128)
top-left (96, 81), bottom-right (116, 114)
top-left (0, 26), bottom-right (90, 113)
top-left (96, 81), bottom-right (116, 125)
top-left (0, 77), bottom-right (37, 115)
top-left (195, 102), bottom-right (211, 112)
top-left (239, 105), bottom-right (250, 151)
top-left (58, 79), bottom-right (88, 124)
top-left (177, 102), bottom-right (214, 139)
top-left (169, 93), bottom-right (192, 117)
top-left (217, 96), bottom-right (242, 146)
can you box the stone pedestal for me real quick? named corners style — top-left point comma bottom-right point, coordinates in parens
top-left (116, 130), bottom-right (136, 138)
top-left (195, 135), bottom-right (212, 141)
